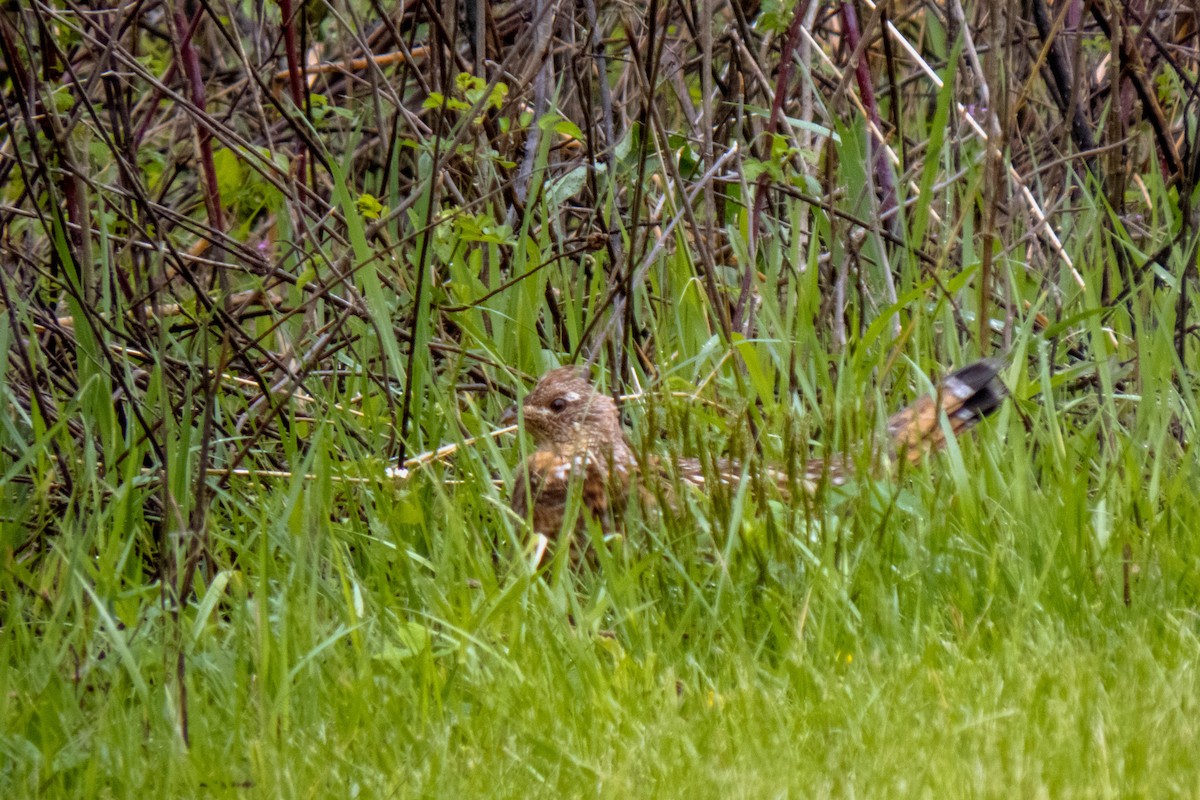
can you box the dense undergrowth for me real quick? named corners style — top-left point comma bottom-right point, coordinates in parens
top-left (2, 0), bottom-right (1200, 796)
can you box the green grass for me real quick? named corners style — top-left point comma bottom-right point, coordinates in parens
top-left (4, 3), bottom-right (1200, 797)
top-left (6, 170), bottom-right (1200, 796)
top-left (5, 376), bottom-right (1200, 797)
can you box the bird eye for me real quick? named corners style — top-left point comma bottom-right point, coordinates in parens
top-left (549, 397), bottom-right (568, 412)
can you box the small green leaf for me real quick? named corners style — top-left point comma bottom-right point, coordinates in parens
top-left (356, 193), bottom-right (385, 220)
top-left (553, 118), bottom-right (584, 141)
top-left (487, 82), bottom-right (508, 110)
top-left (546, 165), bottom-right (588, 207)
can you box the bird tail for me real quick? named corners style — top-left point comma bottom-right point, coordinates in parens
top-left (885, 358), bottom-right (1008, 463)
top-left (671, 359), bottom-right (1008, 494)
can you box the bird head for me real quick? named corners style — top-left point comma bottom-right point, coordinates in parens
top-left (501, 366), bottom-right (622, 448)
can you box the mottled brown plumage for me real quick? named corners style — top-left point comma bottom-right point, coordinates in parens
top-left (503, 360), bottom-right (1007, 537)
top-left (500, 367), bottom-right (636, 536)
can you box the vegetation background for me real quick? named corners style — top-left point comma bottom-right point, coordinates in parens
top-left (1, 0), bottom-right (1198, 796)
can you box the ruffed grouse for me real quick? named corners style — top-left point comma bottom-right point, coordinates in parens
top-left (501, 361), bottom-right (1007, 536)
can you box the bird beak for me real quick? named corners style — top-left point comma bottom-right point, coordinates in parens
top-left (499, 403), bottom-right (519, 427)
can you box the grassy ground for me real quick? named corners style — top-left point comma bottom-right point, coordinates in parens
top-left (3, 1), bottom-right (1200, 797)
top-left (7, 460), bottom-right (1200, 798)
top-left (5, 321), bottom-right (1200, 796)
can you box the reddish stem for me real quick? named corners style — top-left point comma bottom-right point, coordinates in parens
top-left (840, 2), bottom-right (897, 218)
top-left (175, 9), bottom-right (224, 232)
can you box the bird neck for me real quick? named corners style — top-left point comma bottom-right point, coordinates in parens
top-left (558, 421), bottom-right (633, 465)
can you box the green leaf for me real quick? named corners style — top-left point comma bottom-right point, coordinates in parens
top-left (211, 147), bottom-right (242, 201)
top-left (731, 333), bottom-right (775, 411)
top-left (545, 165), bottom-right (588, 207)
top-left (356, 193), bottom-right (386, 220)
top-left (487, 82), bottom-right (508, 110)
top-left (553, 119), bottom-right (583, 141)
